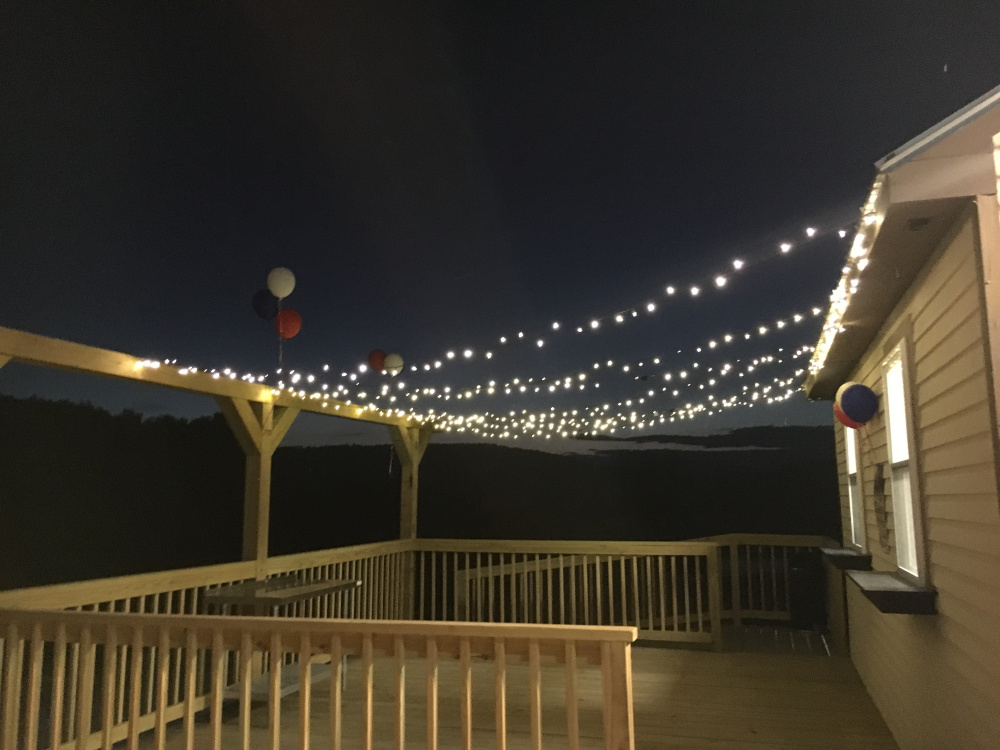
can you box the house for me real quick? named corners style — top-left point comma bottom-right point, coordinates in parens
top-left (804, 83), bottom-right (1000, 749)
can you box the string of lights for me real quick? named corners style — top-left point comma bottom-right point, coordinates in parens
top-left (809, 179), bottom-right (884, 375)
top-left (429, 370), bottom-right (805, 440)
top-left (314, 221), bottom-right (848, 381)
top-left (356, 306), bottom-right (823, 406)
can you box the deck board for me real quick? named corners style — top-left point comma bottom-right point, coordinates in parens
top-left (141, 645), bottom-right (898, 749)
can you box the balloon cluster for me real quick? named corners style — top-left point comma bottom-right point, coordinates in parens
top-left (252, 267), bottom-right (301, 339)
top-left (368, 349), bottom-right (404, 377)
top-left (833, 381), bottom-right (878, 429)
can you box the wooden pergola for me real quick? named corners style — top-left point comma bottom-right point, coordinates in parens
top-left (0, 325), bottom-right (435, 577)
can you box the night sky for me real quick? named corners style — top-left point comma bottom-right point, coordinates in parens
top-left (3, 3), bottom-right (999, 443)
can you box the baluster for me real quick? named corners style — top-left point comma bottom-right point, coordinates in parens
top-left (569, 555), bottom-right (577, 624)
top-left (618, 557), bottom-right (627, 626)
top-left (419, 552), bottom-right (427, 620)
top-left (395, 636), bottom-right (406, 750)
top-left (565, 641), bottom-right (580, 750)
top-left (558, 554), bottom-right (566, 625)
top-left (657, 558), bottom-right (667, 632)
top-left (115, 601), bottom-right (129, 726)
top-left (299, 631), bottom-right (312, 750)
top-left (546, 554), bottom-right (554, 624)
top-left (330, 636), bottom-right (342, 750)
top-left (694, 557), bottom-right (704, 632)
top-left (645, 557), bottom-right (654, 633)
top-left (529, 639), bottom-right (542, 750)
top-left (487, 553), bottom-right (495, 623)
top-left (50, 624), bottom-right (67, 750)
top-left (2, 622), bottom-right (24, 750)
top-left (25, 623), bottom-right (44, 750)
top-left (630, 557), bottom-right (640, 630)
top-left (682, 557), bottom-right (692, 632)
top-left (494, 639), bottom-right (507, 750)
top-left (454, 552), bottom-right (460, 621)
top-left (67, 629), bottom-right (80, 740)
top-left (511, 554), bottom-right (518, 624)
top-left (210, 630), bottom-right (224, 750)
top-left (671, 557), bottom-right (679, 631)
top-left (239, 633), bottom-right (253, 750)
top-left (155, 627), bottom-right (170, 750)
top-left (76, 625), bottom-right (96, 750)
top-left (363, 634), bottom-right (374, 750)
top-left (101, 624), bottom-right (118, 750)
top-left (465, 553), bottom-right (472, 621)
top-left (477, 553), bottom-right (484, 622)
top-left (268, 632), bottom-right (282, 750)
top-left (125, 626), bottom-right (143, 748)
top-left (426, 637), bottom-right (438, 750)
top-left (460, 637), bottom-right (473, 750)
top-left (171, 591), bottom-right (186, 705)
top-left (596, 556), bottom-right (604, 626)
top-left (744, 545), bottom-right (753, 612)
top-left (430, 552), bottom-right (437, 621)
top-left (534, 554), bottom-right (542, 623)
top-left (183, 628), bottom-right (198, 750)
top-left (582, 556), bottom-right (590, 625)
top-left (499, 554), bottom-right (506, 624)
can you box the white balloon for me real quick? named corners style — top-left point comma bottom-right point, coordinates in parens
top-left (384, 353), bottom-right (404, 376)
top-left (267, 267), bottom-right (296, 299)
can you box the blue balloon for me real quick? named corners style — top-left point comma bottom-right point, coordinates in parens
top-left (840, 383), bottom-right (879, 424)
top-left (252, 289), bottom-right (279, 320)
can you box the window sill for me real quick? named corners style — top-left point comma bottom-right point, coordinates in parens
top-left (821, 547), bottom-right (872, 571)
top-left (846, 570), bottom-right (937, 614)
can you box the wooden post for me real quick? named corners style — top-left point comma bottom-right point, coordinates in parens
top-left (389, 424), bottom-right (434, 540)
top-left (217, 397), bottom-right (299, 578)
top-left (706, 547), bottom-right (724, 652)
top-left (600, 641), bottom-right (635, 750)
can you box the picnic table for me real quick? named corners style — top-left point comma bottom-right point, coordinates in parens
top-left (202, 575), bottom-right (362, 616)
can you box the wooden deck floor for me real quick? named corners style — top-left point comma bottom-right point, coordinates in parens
top-left (143, 645), bottom-right (898, 749)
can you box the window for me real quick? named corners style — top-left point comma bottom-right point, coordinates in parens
top-left (882, 344), bottom-right (922, 578)
top-left (844, 425), bottom-right (866, 549)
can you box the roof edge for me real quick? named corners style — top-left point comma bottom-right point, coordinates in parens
top-left (875, 83), bottom-right (1000, 173)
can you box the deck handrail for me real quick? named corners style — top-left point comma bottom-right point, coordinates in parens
top-left (0, 608), bottom-right (637, 750)
top-left (0, 539), bottom-right (411, 612)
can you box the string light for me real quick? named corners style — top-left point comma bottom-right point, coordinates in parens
top-left (316, 220), bottom-right (849, 380)
top-left (809, 177), bottom-right (886, 376)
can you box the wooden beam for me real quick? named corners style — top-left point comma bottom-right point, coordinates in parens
top-left (0, 325), bottom-right (411, 427)
top-left (216, 397), bottom-right (302, 576)
top-left (390, 424), bottom-right (435, 540)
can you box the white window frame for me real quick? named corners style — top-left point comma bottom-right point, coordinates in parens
top-left (843, 425), bottom-right (866, 550)
top-left (881, 341), bottom-right (926, 581)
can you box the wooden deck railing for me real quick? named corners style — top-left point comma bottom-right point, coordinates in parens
top-left (0, 539), bottom-right (411, 622)
top-left (0, 608), bottom-right (637, 750)
top-left (410, 540), bottom-right (723, 648)
top-left (701, 534), bottom-right (829, 624)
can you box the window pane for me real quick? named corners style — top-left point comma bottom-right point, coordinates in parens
top-left (844, 426), bottom-right (857, 474)
top-left (891, 465), bottom-right (918, 575)
top-left (848, 477), bottom-right (865, 548)
top-left (886, 359), bottom-right (909, 463)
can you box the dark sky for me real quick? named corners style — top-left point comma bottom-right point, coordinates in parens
top-left (2, 2), bottom-right (999, 441)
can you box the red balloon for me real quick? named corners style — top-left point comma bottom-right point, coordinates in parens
top-left (368, 349), bottom-right (387, 372)
top-left (275, 309), bottom-right (302, 339)
top-left (834, 402), bottom-right (863, 429)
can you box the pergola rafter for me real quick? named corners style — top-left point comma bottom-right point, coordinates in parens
top-left (0, 326), bottom-right (437, 574)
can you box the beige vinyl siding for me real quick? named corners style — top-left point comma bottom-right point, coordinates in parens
top-left (835, 210), bottom-right (1000, 749)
